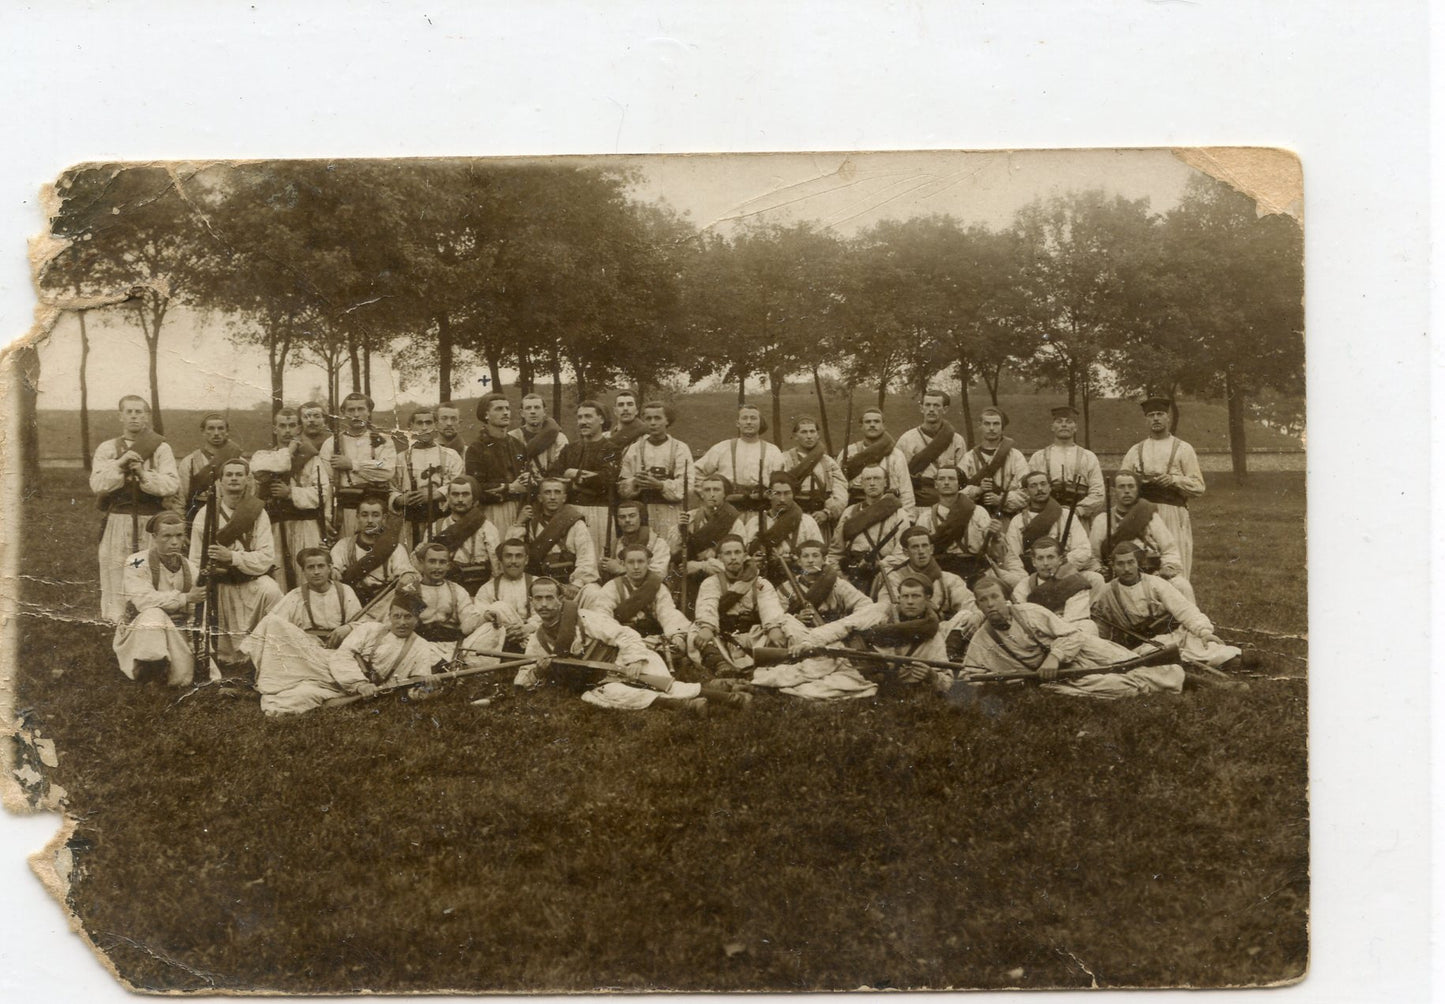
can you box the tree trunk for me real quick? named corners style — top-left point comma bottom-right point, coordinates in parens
top-left (1225, 370), bottom-right (1248, 478)
top-left (437, 313), bottom-right (453, 398)
top-left (958, 372), bottom-right (975, 443)
top-left (1080, 367), bottom-right (1092, 449)
top-left (737, 372), bottom-right (746, 405)
top-left (77, 309), bottom-right (91, 470)
top-left (146, 336), bottom-right (163, 434)
top-left (348, 338), bottom-right (362, 393)
top-left (15, 344), bottom-right (40, 485)
top-left (812, 366), bottom-right (833, 453)
top-left (487, 354), bottom-right (502, 395)
top-left (551, 354), bottom-right (563, 418)
top-left (268, 339), bottom-right (284, 418)
top-left (984, 364), bottom-right (1003, 405)
top-left (769, 372), bottom-right (784, 446)
top-left (876, 376), bottom-right (887, 410)
top-left (363, 346), bottom-right (372, 397)
top-left (1168, 380), bottom-right (1182, 436)
top-left (518, 352), bottom-right (533, 395)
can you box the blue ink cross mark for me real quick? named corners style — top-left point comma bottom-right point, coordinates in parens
top-left (477, 375), bottom-right (491, 387)
top-left (130, 557), bottom-right (145, 568)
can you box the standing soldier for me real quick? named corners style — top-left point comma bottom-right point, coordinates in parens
top-left (743, 472), bottom-right (824, 577)
top-left (608, 389), bottom-right (648, 450)
top-left (550, 400), bottom-right (622, 558)
top-left (781, 417), bottom-right (848, 540)
top-left (509, 393), bottom-right (569, 477)
top-left (173, 413), bottom-right (244, 527)
top-left (617, 400), bottom-right (693, 542)
top-left (429, 476), bottom-right (501, 593)
top-left (672, 473), bottom-right (744, 612)
top-left (389, 406), bottom-right (464, 551)
top-left (332, 496), bottom-right (413, 605)
top-left (1120, 397), bottom-right (1206, 577)
top-left (297, 401), bottom-right (332, 454)
top-left (913, 466), bottom-right (994, 584)
top-left (250, 407), bottom-right (331, 593)
top-left (321, 392), bottom-right (397, 539)
top-left (695, 403), bottom-right (787, 515)
top-left (509, 476), bottom-right (600, 592)
top-left (959, 406), bottom-right (1029, 515)
top-left (896, 388), bottom-right (968, 513)
top-left (1002, 470), bottom-right (1098, 583)
top-left (91, 395), bottom-right (180, 623)
top-left (1028, 405), bottom-right (1105, 521)
top-left (466, 392), bottom-right (531, 534)
top-left (599, 499), bottom-right (672, 580)
top-left (837, 407), bottom-right (916, 515)
top-left (435, 401), bottom-right (466, 456)
top-left (1089, 470), bottom-right (1193, 601)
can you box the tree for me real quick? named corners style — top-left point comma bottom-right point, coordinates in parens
top-left (77, 309), bottom-right (93, 468)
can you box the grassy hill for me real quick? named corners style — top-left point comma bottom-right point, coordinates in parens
top-left (39, 386), bottom-right (1302, 463)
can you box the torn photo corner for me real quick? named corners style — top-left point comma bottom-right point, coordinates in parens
top-left (3, 147), bottom-right (1306, 993)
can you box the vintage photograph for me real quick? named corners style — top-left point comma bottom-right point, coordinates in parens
top-left (6, 149), bottom-right (1306, 992)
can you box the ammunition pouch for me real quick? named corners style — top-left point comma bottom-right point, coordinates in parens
top-left (416, 622), bottom-right (463, 643)
top-left (448, 563), bottom-right (492, 591)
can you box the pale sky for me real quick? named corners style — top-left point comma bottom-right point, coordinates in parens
top-left (34, 149), bottom-right (1203, 411)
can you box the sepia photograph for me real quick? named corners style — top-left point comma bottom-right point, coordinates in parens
top-left (4, 147), bottom-right (1308, 993)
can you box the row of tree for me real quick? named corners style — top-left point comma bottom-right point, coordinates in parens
top-left (37, 159), bottom-right (1302, 474)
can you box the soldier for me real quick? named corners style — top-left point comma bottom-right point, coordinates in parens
top-left (472, 538), bottom-right (540, 653)
top-left (508, 476), bottom-right (599, 591)
top-left (550, 399), bottom-right (622, 559)
top-left (1001, 469), bottom-right (1097, 585)
top-left (508, 392), bottom-right (568, 478)
top-left (896, 388), bottom-right (968, 511)
top-left (742, 472), bottom-right (824, 578)
top-left (608, 388), bottom-right (648, 449)
top-left (1120, 397), bottom-right (1206, 577)
top-left (774, 539), bottom-right (879, 636)
top-left (828, 465), bottom-right (909, 594)
top-left (332, 495), bottom-right (414, 605)
top-left (389, 406), bottom-right (464, 551)
top-left (617, 400), bottom-right (693, 541)
top-left (961, 576), bottom-right (1184, 700)
top-left (321, 392), bottom-right (397, 539)
top-left (189, 457), bottom-right (284, 669)
top-left (466, 392), bottom-right (532, 535)
top-left (112, 511), bottom-right (205, 686)
top-left (1028, 405), bottom-right (1105, 521)
top-left (691, 535), bottom-right (795, 677)
top-left (429, 476), bottom-right (501, 592)
top-left (1011, 536), bottom-right (1099, 635)
top-left (586, 542), bottom-right (692, 658)
top-left (672, 473), bottom-right (743, 611)
top-left (435, 401), bottom-right (466, 455)
top-left (877, 526), bottom-right (982, 648)
top-left (251, 548), bottom-right (365, 651)
top-left (173, 413), bottom-right (244, 527)
top-left (249, 407), bottom-right (331, 592)
top-left (913, 465), bottom-right (994, 584)
top-left (599, 498), bottom-right (671, 580)
top-left (958, 406), bottom-right (1029, 515)
top-left (410, 541), bottom-right (486, 644)
top-left (91, 395), bottom-right (181, 623)
top-left (781, 416), bottom-right (848, 538)
top-left (297, 400), bottom-right (332, 454)
top-left (694, 404), bottom-right (787, 514)
top-left (837, 407), bottom-right (916, 514)
top-left (1089, 470), bottom-right (1193, 601)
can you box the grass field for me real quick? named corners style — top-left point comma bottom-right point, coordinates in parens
top-left (12, 468), bottom-right (1307, 992)
top-left (38, 385), bottom-right (1302, 464)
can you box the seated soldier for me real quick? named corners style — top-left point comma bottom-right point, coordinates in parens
top-left (599, 498), bottom-right (671, 581)
top-left (775, 539), bottom-right (878, 636)
top-left (508, 476), bottom-right (600, 592)
top-left (113, 512), bottom-right (206, 686)
top-left (742, 472), bottom-right (824, 581)
top-left (189, 457), bottom-right (284, 672)
top-left (995, 469), bottom-right (1092, 587)
top-left (430, 475), bottom-right (500, 592)
top-left (1011, 536), bottom-right (1099, 636)
top-left (671, 473), bottom-right (743, 613)
top-left (586, 543), bottom-right (691, 661)
top-left (691, 534), bottom-right (800, 678)
top-left (1090, 470), bottom-right (1193, 601)
top-left (255, 588), bottom-right (451, 717)
top-left (961, 576), bottom-right (1184, 700)
top-left (877, 526), bottom-right (982, 658)
top-left (244, 548), bottom-right (368, 690)
top-left (913, 466), bottom-right (993, 584)
top-left (472, 537), bottom-right (541, 653)
top-left (332, 495), bottom-right (413, 605)
top-left (517, 576), bottom-right (737, 712)
top-left (1091, 543), bottom-right (1246, 670)
top-left (827, 464), bottom-right (910, 594)
top-left (410, 540), bottom-right (486, 644)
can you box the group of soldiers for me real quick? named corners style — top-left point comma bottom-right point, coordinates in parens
top-left (95, 385), bottom-right (1251, 716)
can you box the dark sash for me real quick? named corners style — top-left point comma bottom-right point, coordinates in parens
top-left (1092, 580), bottom-right (1176, 640)
top-left (521, 418), bottom-right (562, 459)
top-left (1028, 567), bottom-right (1092, 615)
top-left (715, 563), bottom-right (759, 616)
top-left (755, 503), bottom-right (803, 552)
top-left (100, 430), bottom-right (171, 513)
top-left (189, 440), bottom-right (245, 494)
top-left (842, 434), bottom-right (896, 480)
top-left (618, 526), bottom-right (652, 555)
top-left (964, 438), bottom-right (1015, 486)
top-left (798, 567), bottom-right (839, 613)
top-left (434, 506), bottom-right (487, 553)
top-left (930, 496), bottom-right (978, 552)
top-left (840, 494), bottom-right (902, 543)
top-left (906, 421), bottom-right (956, 475)
top-left (529, 505), bottom-right (586, 564)
top-left (1111, 500), bottom-right (1159, 547)
top-left (341, 521), bottom-right (402, 584)
top-left (537, 600), bottom-right (581, 657)
top-left (610, 421), bottom-right (647, 450)
top-left (125, 553), bottom-right (194, 624)
top-left (785, 442), bottom-right (827, 485)
top-left (467, 433), bottom-right (526, 500)
top-left (612, 572), bottom-right (665, 624)
top-left (1018, 499), bottom-right (1064, 553)
top-left (688, 502), bottom-right (741, 558)
top-left (214, 497), bottom-right (265, 548)
top-left (863, 610), bottom-right (940, 651)
top-left (260, 442), bottom-right (321, 522)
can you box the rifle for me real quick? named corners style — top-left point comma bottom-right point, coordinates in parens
top-left (195, 472), bottom-right (220, 682)
top-left (1102, 476), bottom-right (1114, 579)
top-left (463, 646), bottom-right (675, 692)
top-left (315, 466), bottom-right (331, 546)
top-left (773, 544), bottom-right (820, 625)
top-left (679, 463), bottom-right (691, 614)
top-left (842, 388), bottom-right (854, 476)
top-left (753, 643), bottom-right (965, 675)
top-left (961, 643), bottom-right (1180, 683)
top-left (322, 655), bottom-right (538, 708)
top-left (1058, 475), bottom-right (1085, 555)
top-left (978, 474), bottom-right (1014, 573)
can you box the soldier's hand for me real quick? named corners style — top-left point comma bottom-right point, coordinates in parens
top-left (207, 544), bottom-right (234, 564)
top-left (601, 557), bottom-right (625, 576)
top-left (800, 608), bottom-right (821, 628)
top-left (668, 633), bottom-right (689, 653)
top-left (507, 477), bottom-right (529, 494)
top-left (695, 625), bottom-right (716, 647)
top-left (117, 450), bottom-right (142, 470)
top-left (185, 584), bottom-right (208, 604)
top-left (1038, 655), bottom-right (1061, 682)
top-left (517, 504), bottom-right (534, 523)
top-left (766, 628), bottom-right (786, 648)
top-left (327, 623), bottom-right (354, 648)
top-left (962, 485), bottom-right (983, 500)
top-left (330, 455), bottom-right (354, 471)
top-left (504, 623), bottom-right (528, 646)
top-left (676, 510), bottom-right (692, 526)
top-left (705, 557), bottom-right (726, 575)
top-left (900, 662), bottom-right (930, 683)
top-left (270, 482), bottom-right (293, 499)
top-left (355, 682), bottom-right (379, 698)
top-left (987, 518), bottom-right (1003, 535)
top-left (981, 491), bottom-right (1001, 507)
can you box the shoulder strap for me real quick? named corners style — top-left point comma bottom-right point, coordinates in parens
top-left (907, 420), bottom-right (955, 475)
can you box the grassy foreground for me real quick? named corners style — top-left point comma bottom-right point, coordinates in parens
top-left (13, 469), bottom-right (1307, 992)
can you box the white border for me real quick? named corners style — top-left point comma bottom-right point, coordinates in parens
top-left (0, 2), bottom-right (1432, 1001)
